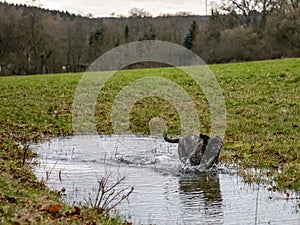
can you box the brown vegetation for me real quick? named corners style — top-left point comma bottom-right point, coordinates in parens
top-left (0, 1), bottom-right (300, 75)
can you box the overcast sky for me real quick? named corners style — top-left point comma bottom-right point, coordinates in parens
top-left (2, 0), bottom-right (212, 17)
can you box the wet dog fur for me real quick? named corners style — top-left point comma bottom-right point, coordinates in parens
top-left (163, 131), bottom-right (221, 167)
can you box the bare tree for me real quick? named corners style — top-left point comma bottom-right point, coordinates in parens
top-left (128, 7), bottom-right (152, 18)
top-left (175, 11), bottom-right (195, 16)
top-left (221, 0), bottom-right (280, 29)
top-left (282, 0), bottom-right (300, 9)
top-left (289, 0), bottom-right (300, 8)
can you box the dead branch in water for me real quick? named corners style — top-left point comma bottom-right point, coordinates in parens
top-left (86, 172), bottom-right (134, 213)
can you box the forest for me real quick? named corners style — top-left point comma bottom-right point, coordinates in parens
top-left (0, 0), bottom-right (299, 75)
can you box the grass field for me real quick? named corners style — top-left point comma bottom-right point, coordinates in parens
top-left (0, 58), bottom-right (299, 223)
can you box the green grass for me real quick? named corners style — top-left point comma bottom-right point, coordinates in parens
top-left (211, 59), bottom-right (300, 190)
top-left (0, 74), bottom-right (126, 224)
top-left (0, 58), bottom-right (300, 223)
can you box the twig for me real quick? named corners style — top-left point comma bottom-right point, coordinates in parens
top-left (45, 158), bottom-right (59, 181)
top-left (255, 185), bottom-right (259, 225)
top-left (22, 144), bottom-right (29, 166)
top-left (88, 172), bottom-right (134, 213)
top-left (108, 186), bottom-right (134, 211)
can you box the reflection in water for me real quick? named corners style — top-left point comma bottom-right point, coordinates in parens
top-left (178, 173), bottom-right (223, 224)
top-left (30, 135), bottom-right (300, 225)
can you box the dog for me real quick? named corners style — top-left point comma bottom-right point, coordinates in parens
top-left (163, 131), bottom-right (222, 169)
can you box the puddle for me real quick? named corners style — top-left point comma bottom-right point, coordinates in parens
top-left (31, 135), bottom-right (300, 225)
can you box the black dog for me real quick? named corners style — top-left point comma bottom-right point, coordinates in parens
top-left (163, 131), bottom-right (222, 168)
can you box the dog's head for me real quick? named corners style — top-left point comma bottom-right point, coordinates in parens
top-left (189, 135), bottom-right (208, 166)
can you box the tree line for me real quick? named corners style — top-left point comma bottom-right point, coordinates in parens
top-left (0, 1), bottom-right (299, 75)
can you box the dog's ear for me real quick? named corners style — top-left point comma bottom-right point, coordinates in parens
top-left (200, 134), bottom-right (210, 140)
top-left (200, 134), bottom-right (209, 143)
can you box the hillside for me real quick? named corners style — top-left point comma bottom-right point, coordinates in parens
top-left (0, 2), bottom-right (208, 75)
top-left (0, 1), bottom-right (300, 75)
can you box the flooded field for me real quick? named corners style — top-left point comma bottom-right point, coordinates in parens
top-left (31, 135), bottom-right (300, 225)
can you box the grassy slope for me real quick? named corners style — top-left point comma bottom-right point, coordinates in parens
top-left (0, 58), bottom-right (299, 223)
top-left (211, 59), bottom-right (299, 189)
top-left (0, 75), bottom-right (125, 224)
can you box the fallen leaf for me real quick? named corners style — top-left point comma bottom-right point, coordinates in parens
top-left (48, 204), bottom-right (62, 213)
top-left (73, 206), bottom-right (81, 215)
top-left (72, 215), bottom-right (79, 220)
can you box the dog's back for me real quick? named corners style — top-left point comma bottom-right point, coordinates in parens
top-left (164, 132), bottom-right (206, 165)
top-left (178, 134), bottom-right (206, 165)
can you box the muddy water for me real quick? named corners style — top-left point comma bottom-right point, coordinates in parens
top-left (31, 135), bottom-right (300, 225)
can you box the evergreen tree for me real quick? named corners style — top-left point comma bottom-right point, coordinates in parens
top-left (183, 21), bottom-right (197, 49)
top-left (124, 24), bottom-right (129, 42)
